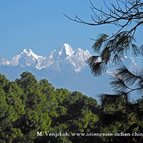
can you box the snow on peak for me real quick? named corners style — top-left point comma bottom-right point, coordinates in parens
top-left (64, 48), bottom-right (92, 72)
top-left (22, 49), bottom-right (43, 60)
top-left (74, 48), bottom-right (92, 61)
top-left (9, 49), bottom-right (44, 67)
top-left (23, 49), bottom-right (28, 53)
top-left (63, 43), bottom-right (74, 56)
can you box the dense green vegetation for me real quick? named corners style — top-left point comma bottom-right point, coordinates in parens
top-left (0, 72), bottom-right (143, 143)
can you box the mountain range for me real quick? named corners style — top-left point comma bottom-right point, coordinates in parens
top-left (0, 43), bottom-right (112, 97)
top-left (0, 43), bottom-right (91, 72)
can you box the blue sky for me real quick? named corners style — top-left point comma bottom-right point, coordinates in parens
top-left (0, 0), bottom-right (117, 58)
top-left (0, 0), bottom-right (142, 58)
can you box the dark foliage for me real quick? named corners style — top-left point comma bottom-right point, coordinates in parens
top-left (0, 72), bottom-right (143, 143)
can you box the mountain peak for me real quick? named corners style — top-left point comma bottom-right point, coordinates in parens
top-left (23, 49), bottom-right (34, 53)
top-left (63, 43), bottom-right (74, 56)
top-left (22, 49), bottom-right (42, 60)
top-left (23, 48), bottom-right (30, 53)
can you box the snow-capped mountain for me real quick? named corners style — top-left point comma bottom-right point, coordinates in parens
top-left (0, 43), bottom-right (92, 72)
top-left (0, 43), bottom-right (113, 97)
top-left (10, 49), bottom-right (45, 67)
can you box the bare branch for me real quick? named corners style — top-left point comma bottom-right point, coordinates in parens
top-left (64, 0), bottom-right (143, 37)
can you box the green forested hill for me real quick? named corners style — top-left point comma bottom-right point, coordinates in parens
top-left (0, 72), bottom-right (143, 143)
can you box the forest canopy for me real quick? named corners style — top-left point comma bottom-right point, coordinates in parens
top-left (0, 72), bottom-right (143, 143)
